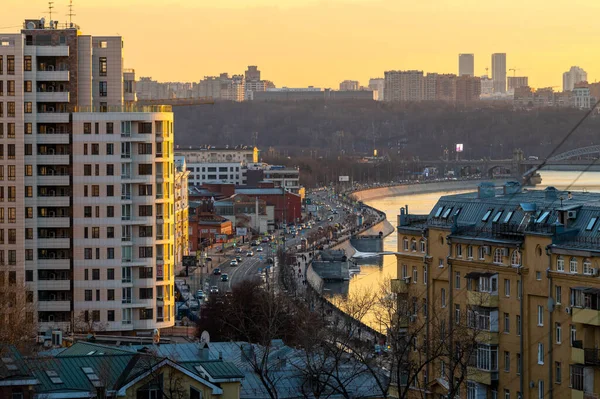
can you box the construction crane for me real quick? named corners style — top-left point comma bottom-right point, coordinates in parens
top-left (485, 67), bottom-right (489, 77)
top-left (509, 67), bottom-right (520, 77)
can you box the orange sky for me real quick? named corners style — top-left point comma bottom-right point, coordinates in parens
top-left (2, 0), bottom-right (599, 88)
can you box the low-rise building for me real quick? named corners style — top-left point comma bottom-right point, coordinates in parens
top-left (393, 183), bottom-right (600, 399)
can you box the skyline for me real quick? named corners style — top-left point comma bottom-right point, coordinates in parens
top-left (2, 0), bottom-right (599, 89)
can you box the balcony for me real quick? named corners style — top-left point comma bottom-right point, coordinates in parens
top-left (37, 300), bottom-right (70, 312)
top-left (37, 91), bottom-right (70, 103)
top-left (36, 133), bottom-right (70, 145)
top-left (37, 175), bottom-right (70, 186)
top-left (468, 291), bottom-right (499, 308)
top-left (37, 238), bottom-right (71, 249)
top-left (37, 196), bottom-right (70, 207)
top-left (37, 280), bottom-right (70, 291)
top-left (584, 348), bottom-right (600, 366)
top-left (573, 308), bottom-right (600, 326)
top-left (572, 345), bottom-right (585, 364)
top-left (466, 367), bottom-right (498, 386)
top-left (36, 154), bottom-right (70, 165)
top-left (36, 70), bottom-right (70, 81)
top-left (391, 279), bottom-right (408, 294)
top-left (37, 112), bottom-right (70, 123)
top-left (36, 46), bottom-right (69, 57)
top-left (477, 330), bottom-right (500, 345)
top-left (37, 217), bottom-right (70, 228)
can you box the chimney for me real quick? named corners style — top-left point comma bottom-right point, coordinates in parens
top-left (544, 187), bottom-right (558, 200)
top-left (477, 182), bottom-right (496, 199)
top-left (503, 181), bottom-right (521, 195)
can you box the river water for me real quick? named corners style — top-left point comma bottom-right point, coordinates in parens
top-left (349, 170), bottom-right (600, 298)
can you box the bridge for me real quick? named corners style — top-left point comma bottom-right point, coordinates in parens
top-left (419, 146), bottom-right (600, 183)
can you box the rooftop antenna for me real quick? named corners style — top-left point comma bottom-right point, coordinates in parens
top-left (67, 0), bottom-right (76, 26)
top-left (48, 1), bottom-right (55, 21)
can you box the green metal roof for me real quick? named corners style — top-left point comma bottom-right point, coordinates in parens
top-left (190, 360), bottom-right (245, 379)
top-left (55, 341), bottom-right (134, 357)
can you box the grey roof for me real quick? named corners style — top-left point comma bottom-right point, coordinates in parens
top-left (235, 188), bottom-right (287, 196)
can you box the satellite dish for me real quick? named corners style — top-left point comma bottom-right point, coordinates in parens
top-left (200, 330), bottom-right (210, 343)
top-left (26, 22), bottom-right (36, 29)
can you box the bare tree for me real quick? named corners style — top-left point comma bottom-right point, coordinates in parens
top-left (0, 281), bottom-right (37, 354)
top-left (73, 310), bottom-right (108, 334)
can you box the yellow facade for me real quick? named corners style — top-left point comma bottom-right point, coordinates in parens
top-left (174, 158), bottom-right (190, 267)
top-left (393, 187), bottom-right (600, 399)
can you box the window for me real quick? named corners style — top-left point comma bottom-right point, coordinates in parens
top-left (24, 81), bottom-right (32, 93)
top-left (439, 258), bottom-right (444, 268)
top-left (555, 323), bottom-right (561, 344)
top-left (455, 272), bottom-right (460, 289)
top-left (92, 269), bottom-right (100, 280)
top-left (84, 248), bottom-right (92, 259)
top-left (537, 305), bottom-right (543, 326)
top-left (410, 238), bottom-right (417, 251)
top-left (516, 315), bottom-right (521, 335)
top-left (511, 250), bottom-right (521, 266)
top-left (107, 185), bottom-right (114, 197)
top-left (85, 290), bottom-right (92, 301)
top-left (7, 81), bottom-right (14, 96)
top-left (538, 380), bottom-right (544, 399)
top-left (24, 102), bottom-right (32, 113)
top-left (493, 248), bottom-right (503, 264)
top-left (99, 81), bottom-right (107, 97)
top-left (423, 265), bottom-right (427, 285)
top-left (106, 143), bottom-right (114, 155)
top-left (139, 205), bottom-right (152, 217)
top-left (403, 237), bottom-right (408, 251)
top-left (504, 313), bottom-right (510, 333)
top-left (106, 122), bottom-right (114, 134)
top-left (456, 244), bottom-right (462, 258)
top-left (139, 288), bottom-right (153, 299)
top-left (482, 209), bottom-right (493, 222)
top-left (107, 310), bottom-right (115, 321)
top-left (517, 353), bottom-right (522, 375)
top-left (139, 247), bottom-right (153, 258)
top-left (478, 246), bottom-right (486, 259)
top-left (442, 207), bottom-right (453, 219)
top-left (537, 342), bottom-right (544, 364)
top-left (555, 285), bottom-right (562, 304)
top-left (420, 239), bottom-right (425, 253)
top-left (139, 185), bottom-right (153, 196)
top-left (92, 185), bottom-right (99, 197)
top-left (138, 143), bottom-right (152, 155)
top-left (91, 143), bottom-right (99, 155)
top-left (6, 55), bottom-right (14, 74)
top-left (536, 271), bottom-right (542, 280)
top-left (107, 206), bottom-right (114, 217)
top-left (504, 279), bottom-right (511, 297)
top-left (7, 123), bottom-right (14, 138)
top-left (536, 211), bottom-right (550, 223)
top-left (517, 280), bottom-right (522, 299)
top-left (504, 351), bottom-right (510, 371)
top-left (492, 210), bottom-right (503, 223)
top-left (412, 266), bottom-right (417, 284)
top-left (570, 257), bottom-right (578, 273)
top-left (504, 210), bottom-right (514, 223)
top-left (556, 255), bottom-right (564, 272)
top-left (138, 164), bottom-right (152, 175)
top-left (107, 269), bottom-right (115, 280)
top-left (140, 309), bottom-right (153, 320)
top-left (99, 57), bottom-right (107, 76)
top-left (434, 207), bottom-right (444, 217)
top-left (504, 389), bottom-right (510, 399)
top-left (139, 122), bottom-right (152, 134)
top-left (84, 123), bottom-right (91, 134)
top-left (570, 325), bottom-right (576, 346)
top-left (107, 247), bottom-right (114, 259)
top-left (441, 288), bottom-right (446, 308)
top-left (586, 217), bottom-right (598, 231)
top-left (583, 258), bottom-right (593, 275)
top-left (571, 365), bottom-right (583, 391)
top-left (555, 361), bottom-right (561, 384)
top-left (455, 304), bottom-right (461, 324)
top-left (467, 245), bottom-right (473, 259)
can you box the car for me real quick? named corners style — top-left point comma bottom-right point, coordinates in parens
top-left (210, 286), bottom-right (219, 294)
top-left (221, 273), bottom-right (229, 282)
top-left (256, 246), bottom-right (263, 252)
top-left (213, 268), bottom-right (221, 275)
top-left (235, 247), bottom-right (243, 253)
top-left (235, 255), bottom-right (242, 262)
top-left (196, 290), bottom-right (205, 299)
top-left (205, 257), bottom-right (212, 262)
top-left (230, 259), bottom-right (238, 266)
top-left (261, 237), bottom-right (269, 243)
top-left (246, 251), bottom-right (254, 257)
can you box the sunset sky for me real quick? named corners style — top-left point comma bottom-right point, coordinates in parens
top-left (2, 0), bottom-right (598, 88)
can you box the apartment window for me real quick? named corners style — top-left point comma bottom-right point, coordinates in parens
top-left (420, 239), bottom-right (426, 253)
top-left (516, 353), bottom-right (521, 374)
top-left (571, 365), bottom-right (584, 390)
top-left (412, 266), bottom-right (417, 284)
top-left (441, 288), bottom-right (446, 308)
top-left (99, 81), bottom-right (107, 97)
top-left (7, 55), bottom-right (14, 74)
top-left (25, 186), bottom-right (32, 197)
top-left (138, 143), bottom-right (152, 155)
top-left (92, 227), bottom-right (100, 239)
top-left (504, 351), bottom-right (510, 372)
top-left (95, 290), bottom-right (100, 301)
top-left (99, 57), bottom-right (107, 76)
top-left (7, 165), bottom-right (15, 179)
top-left (24, 143), bottom-right (32, 156)
top-left (555, 361), bottom-right (561, 384)
top-left (106, 122), bottom-right (113, 134)
top-left (84, 227), bottom-right (88, 238)
top-left (493, 248), bottom-right (503, 264)
top-left (139, 205), bottom-right (152, 217)
top-left (91, 143), bottom-right (99, 155)
top-left (556, 255), bottom-right (564, 271)
top-left (107, 185), bottom-right (114, 197)
top-left (24, 102), bottom-right (32, 113)
top-left (456, 244), bottom-right (462, 258)
top-left (107, 310), bottom-right (115, 321)
top-left (7, 102), bottom-right (14, 117)
top-left (537, 343), bottom-right (544, 364)
top-left (84, 248), bottom-right (92, 259)
top-left (25, 229), bottom-right (33, 240)
top-left (555, 285), bottom-right (562, 304)
top-left (84, 164), bottom-right (91, 176)
top-left (455, 271), bottom-right (460, 289)
top-left (92, 269), bottom-right (100, 280)
top-left (106, 143), bottom-right (114, 155)
top-left (7, 123), bottom-right (14, 138)
top-left (516, 315), bottom-right (521, 335)
top-left (570, 325), bottom-right (577, 346)
top-left (92, 185), bottom-right (99, 197)
top-left (107, 227), bottom-right (114, 239)
top-left (570, 257), bottom-right (578, 273)
top-left (536, 271), bottom-right (542, 280)
top-left (139, 185), bottom-right (153, 196)
top-left (139, 226), bottom-right (153, 238)
top-left (455, 304), bottom-right (460, 324)
top-left (107, 206), bottom-right (114, 217)
top-left (106, 164), bottom-right (114, 175)
top-left (96, 248), bottom-right (100, 259)
top-left (537, 305), bottom-right (543, 326)
top-left (7, 81), bottom-right (14, 96)
top-left (139, 122), bottom-right (152, 134)
top-left (139, 288), bottom-right (153, 299)
top-left (538, 380), bottom-right (544, 399)
top-left (423, 265), bottom-right (427, 285)
top-left (84, 206), bottom-right (92, 218)
top-left (504, 279), bottom-right (511, 297)
top-left (0, 81), bottom-right (3, 95)
top-left (139, 247), bottom-right (153, 258)
top-left (84, 290), bottom-right (92, 301)
top-left (107, 247), bottom-right (114, 259)
top-left (24, 81), bottom-right (32, 93)
top-left (140, 309), bottom-right (153, 320)
top-left (138, 164), bottom-right (152, 175)
top-left (555, 323), bottom-right (562, 344)
top-left (23, 55), bottom-right (32, 71)
top-left (7, 186), bottom-right (15, 201)
top-left (84, 123), bottom-right (91, 134)
top-left (504, 313), bottom-right (510, 333)
top-left (107, 268), bottom-right (115, 280)
top-left (467, 245), bottom-right (473, 259)
top-left (25, 207), bottom-right (33, 218)
top-left (8, 208), bottom-right (15, 223)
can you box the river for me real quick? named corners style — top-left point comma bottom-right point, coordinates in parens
top-left (348, 170), bottom-right (600, 298)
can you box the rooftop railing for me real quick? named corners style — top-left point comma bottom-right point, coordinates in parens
top-left (73, 104), bottom-right (172, 113)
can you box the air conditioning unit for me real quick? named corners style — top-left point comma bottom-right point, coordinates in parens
top-left (565, 307), bottom-right (571, 314)
top-left (568, 210), bottom-right (577, 219)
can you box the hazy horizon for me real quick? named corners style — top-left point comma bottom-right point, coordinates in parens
top-left (2, 0), bottom-right (598, 88)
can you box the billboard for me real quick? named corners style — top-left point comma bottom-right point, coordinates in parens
top-left (236, 227), bottom-right (248, 236)
top-left (455, 143), bottom-right (464, 153)
top-left (339, 176), bottom-right (350, 182)
top-left (182, 256), bottom-right (196, 267)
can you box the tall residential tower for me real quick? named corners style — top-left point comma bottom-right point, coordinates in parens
top-left (0, 18), bottom-right (175, 335)
top-left (458, 54), bottom-right (474, 77)
top-left (491, 53), bottom-right (507, 93)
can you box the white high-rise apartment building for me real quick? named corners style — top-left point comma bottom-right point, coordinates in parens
top-left (0, 18), bottom-right (175, 334)
top-left (339, 80), bottom-right (360, 91)
top-left (383, 70), bottom-right (424, 102)
top-left (491, 53), bottom-right (507, 93)
top-left (480, 76), bottom-right (494, 96)
top-left (458, 54), bottom-right (474, 77)
top-left (176, 146), bottom-right (258, 186)
top-left (563, 66), bottom-right (588, 92)
top-left (368, 78), bottom-right (384, 101)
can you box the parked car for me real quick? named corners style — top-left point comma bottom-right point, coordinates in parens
top-left (210, 286), bottom-right (219, 294)
top-left (235, 247), bottom-right (243, 253)
top-left (230, 259), bottom-right (238, 266)
top-left (221, 273), bottom-right (229, 282)
top-left (195, 290), bottom-right (204, 300)
top-left (213, 268), bottom-right (221, 275)
top-left (235, 255), bottom-right (242, 262)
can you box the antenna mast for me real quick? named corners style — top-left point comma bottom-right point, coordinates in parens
top-left (48, 1), bottom-right (55, 20)
top-left (67, 0), bottom-right (76, 25)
